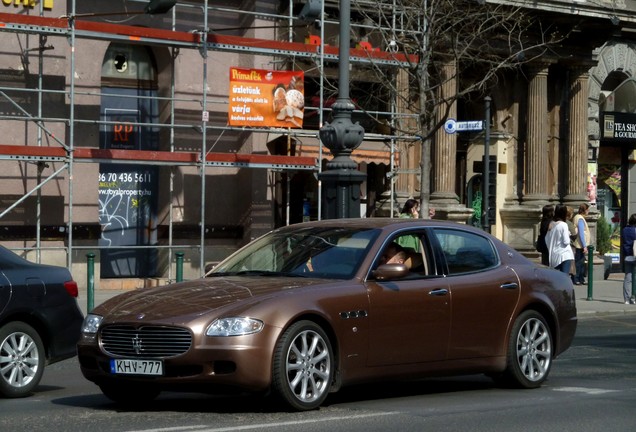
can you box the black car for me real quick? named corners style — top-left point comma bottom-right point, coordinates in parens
top-left (0, 246), bottom-right (84, 397)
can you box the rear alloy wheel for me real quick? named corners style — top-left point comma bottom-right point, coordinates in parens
top-left (0, 322), bottom-right (45, 398)
top-left (504, 310), bottom-right (553, 388)
top-left (99, 381), bottom-right (160, 405)
top-left (272, 321), bottom-right (334, 411)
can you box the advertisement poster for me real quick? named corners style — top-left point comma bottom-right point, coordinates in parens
top-left (99, 87), bottom-right (159, 278)
top-left (228, 68), bottom-right (305, 128)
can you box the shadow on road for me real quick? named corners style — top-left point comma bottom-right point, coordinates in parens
top-left (49, 375), bottom-right (498, 414)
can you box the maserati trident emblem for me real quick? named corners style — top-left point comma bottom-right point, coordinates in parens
top-left (131, 334), bottom-right (142, 355)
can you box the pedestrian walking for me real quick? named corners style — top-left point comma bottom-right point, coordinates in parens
top-left (545, 204), bottom-right (574, 274)
top-left (565, 206), bottom-right (578, 284)
top-left (572, 203), bottom-right (591, 285)
top-left (621, 213), bottom-right (636, 305)
top-left (537, 204), bottom-right (554, 266)
top-left (396, 199), bottom-right (420, 251)
top-left (399, 199), bottom-right (419, 219)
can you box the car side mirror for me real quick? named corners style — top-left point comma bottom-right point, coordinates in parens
top-left (372, 263), bottom-right (410, 281)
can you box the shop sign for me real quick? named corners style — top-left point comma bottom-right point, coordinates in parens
top-left (2, 0), bottom-right (53, 10)
top-left (228, 68), bottom-right (304, 128)
top-left (601, 112), bottom-right (636, 142)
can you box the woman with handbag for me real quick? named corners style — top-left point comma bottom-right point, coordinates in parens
top-left (621, 213), bottom-right (636, 305)
top-left (572, 203), bottom-right (591, 285)
top-left (545, 204), bottom-right (574, 274)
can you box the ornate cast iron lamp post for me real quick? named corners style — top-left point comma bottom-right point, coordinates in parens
top-left (318, 0), bottom-right (366, 219)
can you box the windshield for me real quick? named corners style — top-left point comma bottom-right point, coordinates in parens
top-left (211, 226), bottom-right (379, 279)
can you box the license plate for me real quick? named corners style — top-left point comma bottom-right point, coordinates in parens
top-left (110, 359), bottom-right (163, 376)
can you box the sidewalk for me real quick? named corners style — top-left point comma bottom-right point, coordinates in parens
top-left (76, 273), bottom-right (636, 318)
top-left (575, 272), bottom-right (636, 317)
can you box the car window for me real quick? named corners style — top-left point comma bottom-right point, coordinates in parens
top-left (432, 228), bottom-right (498, 275)
top-left (374, 231), bottom-right (432, 278)
top-left (212, 227), bottom-right (379, 279)
top-left (288, 230), bottom-right (376, 278)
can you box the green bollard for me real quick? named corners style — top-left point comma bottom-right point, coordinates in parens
top-left (87, 253), bottom-right (95, 312)
top-left (586, 246), bottom-right (594, 301)
top-left (176, 252), bottom-right (184, 282)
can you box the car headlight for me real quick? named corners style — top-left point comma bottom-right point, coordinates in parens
top-left (206, 317), bottom-right (264, 337)
top-left (82, 314), bottom-right (103, 335)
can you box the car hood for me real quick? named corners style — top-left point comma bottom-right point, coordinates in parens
top-left (94, 276), bottom-right (329, 322)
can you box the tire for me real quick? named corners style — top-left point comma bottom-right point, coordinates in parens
top-left (99, 381), bottom-right (160, 405)
top-left (0, 322), bottom-right (46, 398)
top-left (272, 320), bottom-right (334, 411)
top-left (502, 310), bottom-right (553, 388)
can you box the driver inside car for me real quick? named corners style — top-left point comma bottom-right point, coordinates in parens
top-left (379, 242), bottom-right (407, 265)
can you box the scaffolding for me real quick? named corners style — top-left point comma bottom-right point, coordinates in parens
top-left (0, 0), bottom-right (421, 282)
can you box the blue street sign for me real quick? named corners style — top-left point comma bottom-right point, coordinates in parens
top-left (444, 119), bottom-right (483, 134)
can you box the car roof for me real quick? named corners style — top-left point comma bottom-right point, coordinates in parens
top-left (272, 218), bottom-right (512, 255)
top-left (276, 218), bottom-right (482, 232)
top-left (0, 245), bottom-right (34, 266)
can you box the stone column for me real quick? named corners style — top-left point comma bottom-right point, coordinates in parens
top-left (564, 66), bottom-right (591, 204)
top-left (523, 63), bottom-right (551, 205)
top-left (431, 60), bottom-right (458, 205)
top-left (429, 59), bottom-right (473, 223)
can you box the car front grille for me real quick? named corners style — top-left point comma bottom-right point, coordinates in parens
top-left (100, 325), bottom-right (192, 358)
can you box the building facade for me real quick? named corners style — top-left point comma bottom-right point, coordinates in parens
top-left (1, 0), bottom-right (636, 287)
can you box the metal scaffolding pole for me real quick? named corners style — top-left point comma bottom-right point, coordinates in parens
top-left (36, 31), bottom-right (44, 263)
top-left (200, 1), bottom-right (209, 277)
top-left (168, 6), bottom-right (177, 282)
top-left (67, 0), bottom-right (77, 270)
top-left (318, 0), bottom-right (325, 220)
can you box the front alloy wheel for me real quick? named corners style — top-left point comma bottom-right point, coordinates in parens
top-left (273, 321), bottom-right (334, 411)
top-left (0, 322), bottom-right (45, 398)
top-left (504, 310), bottom-right (553, 388)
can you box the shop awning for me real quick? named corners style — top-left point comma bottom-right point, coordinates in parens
top-left (267, 133), bottom-right (395, 165)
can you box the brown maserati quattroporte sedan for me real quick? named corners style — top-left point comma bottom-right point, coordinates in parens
top-left (77, 219), bottom-right (577, 411)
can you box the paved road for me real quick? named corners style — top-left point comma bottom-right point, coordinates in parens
top-left (2, 313), bottom-right (635, 432)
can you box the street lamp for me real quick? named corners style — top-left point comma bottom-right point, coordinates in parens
top-left (298, 0), bottom-right (322, 23)
top-left (318, 0), bottom-right (366, 219)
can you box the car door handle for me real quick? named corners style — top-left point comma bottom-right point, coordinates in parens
top-left (500, 282), bottom-right (519, 290)
top-left (428, 288), bottom-right (449, 296)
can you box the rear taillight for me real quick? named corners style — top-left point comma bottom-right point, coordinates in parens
top-left (64, 280), bottom-right (79, 298)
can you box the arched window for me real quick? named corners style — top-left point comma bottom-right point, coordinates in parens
top-left (102, 43), bottom-right (157, 89)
